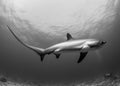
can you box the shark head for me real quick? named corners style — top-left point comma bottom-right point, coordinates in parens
top-left (99, 40), bottom-right (107, 45)
top-left (97, 40), bottom-right (107, 47)
top-left (88, 40), bottom-right (106, 49)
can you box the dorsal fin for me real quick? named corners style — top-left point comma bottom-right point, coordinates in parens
top-left (66, 33), bottom-right (73, 40)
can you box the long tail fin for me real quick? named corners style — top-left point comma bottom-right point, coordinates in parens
top-left (7, 25), bottom-right (46, 62)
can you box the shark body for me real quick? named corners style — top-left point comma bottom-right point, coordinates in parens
top-left (7, 26), bottom-right (106, 63)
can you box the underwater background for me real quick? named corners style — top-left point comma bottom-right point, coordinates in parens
top-left (0, 0), bottom-right (120, 84)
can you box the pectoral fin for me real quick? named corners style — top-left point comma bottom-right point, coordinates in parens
top-left (77, 52), bottom-right (88, 63)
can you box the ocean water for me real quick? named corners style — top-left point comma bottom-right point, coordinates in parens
top-left (0, 0), bottom-right (120, 84)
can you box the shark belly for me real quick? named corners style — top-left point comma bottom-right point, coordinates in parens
top-left (55, 47), bottom-right (82, 53)
top-left (81, 46), bottom-right (98, 52)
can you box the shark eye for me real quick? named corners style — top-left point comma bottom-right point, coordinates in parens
top-left (102, 41), bottom-right (106, 44)
top-left (99, 41), bottom-right (106, 44)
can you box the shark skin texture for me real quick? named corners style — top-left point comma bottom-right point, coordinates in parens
top-left (7, 25), bottom-right (106, 63)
